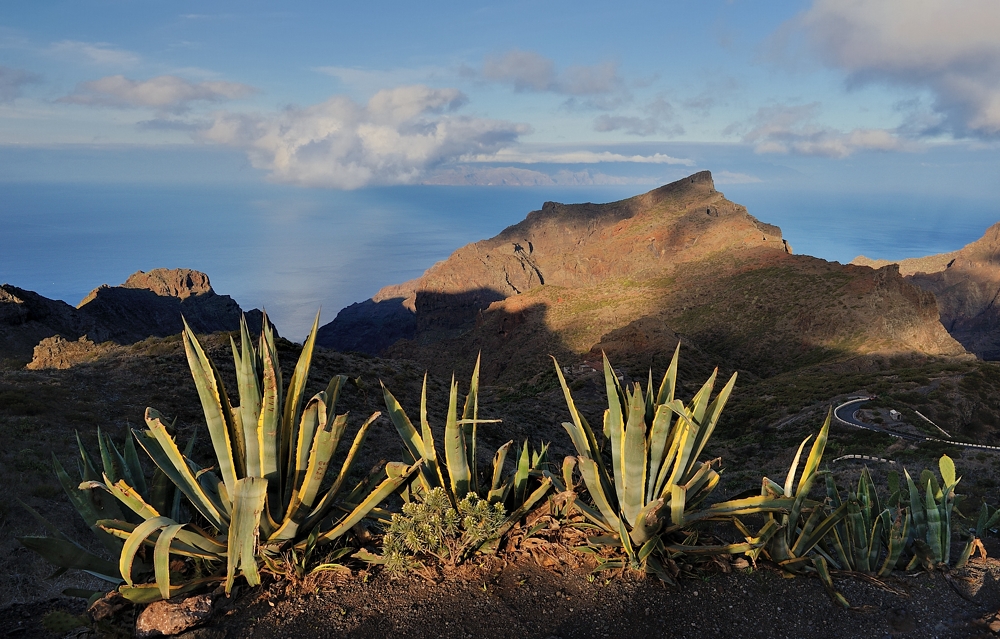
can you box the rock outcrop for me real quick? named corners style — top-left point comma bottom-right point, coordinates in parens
top-left (854, 222), bottom-right (1000, 359)
top-left (321, 172), bottom-right (965, 380)
top-left (1, 268), bottom-right (264, 363)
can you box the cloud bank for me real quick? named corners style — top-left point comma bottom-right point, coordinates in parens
top-left (200, 85), bottom-right (530, 188)
top-left (60, 75), bottom-right (256, 112)
top-left (481, 50), bottom-right (622, 95)
top-left (794, 0), bottom-right (1000, 138)
top-left (727, 103), bottom-right (910, 157)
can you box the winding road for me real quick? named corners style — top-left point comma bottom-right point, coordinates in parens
top-left (833, 397), bottom-right (1000, 452)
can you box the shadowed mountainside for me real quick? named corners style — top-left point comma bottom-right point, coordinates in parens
top-left (320, 172), bottom-right (966, 382)
top-left (854, 222), bottom-right (1000, 359)
top-left (0, 268), bottom-right (264, 364)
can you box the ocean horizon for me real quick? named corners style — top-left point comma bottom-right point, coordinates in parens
top-left (3, 179), bottom-right (998, 341)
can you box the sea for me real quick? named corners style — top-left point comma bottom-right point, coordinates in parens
top-left (2, 181), bottom-right (999, 341)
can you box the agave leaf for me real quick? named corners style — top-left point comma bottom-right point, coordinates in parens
top-left (122, 435), bottom-right (147, 496)
top-left (646, 404), bottom-right (674, 503)
top-left (17, 536), bottom-right (121, 583)
top-left (552, 357), bottom-right (614, 500)
top-left (226, 477), bottom-right (267, 593)
top-left (784, 437), bottom-right (811, 497)
top-left (490, 441), bottom-right (514, 500)
top-left (280, 312), bottom-right (321, 500)
top-left (685, 371), bottom-right (736, 481)
top-left (99, 519), bottom-right (225, 558)
top-left (121, 516), bottom-right (174, 585)
top-left (153, 524), bottom-right (185, 601)
top-left (52, 454), bottom-right (123, 552)
top-left (233, 325), bottom-right (262, 479)
top-left (514, 441), bottom-right (530, 505)
top-left (100, 477), bottom-right (160, 520)
top-left (939, 455), bottom-right (956, 490)
top-left (905, 470), bottom-right (926, 539)
top-left (629, 498), bottom-right (665, 546)
top-left (621, 386), bottom-right (648, 527)
top-left (135, 412), bottom-right (226, 531)
top-left (561, 455), bottom-right (576, 493)
top-left (258, 319), bottom-right (282, 519)
top-left (444, 376), bottom-right (470, 501)
top-left (75, 432), bottom-right (101, 482)
top-left (182, 319), bottom-right (243, 492)
top-left (118, 577), bottom-right (219, 604)
top-left (603, 355), bottom-right (627, 511)
top-left (461, 354), bottom-right (481, 496)
top-left (311, 462), bottom-right (421, 547)
top-left (303, 411), bottom-right (381, 531)
top-left (577, 456), bottom-right (622, 531)
top-left (382, 381), bottom-right (439, 494)
top-left (924, 479), bottom-right (943, 563)
top-left (286, 391), bottom-right (322, 509)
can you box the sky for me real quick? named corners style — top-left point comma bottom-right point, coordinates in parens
top-left (2, 0), bottom-right (999, 191)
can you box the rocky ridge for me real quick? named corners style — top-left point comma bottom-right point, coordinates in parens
top-left (0, 268), bottom-right (264, 364)
top-left (854, 221), bottom-right (1000, 359)
top-left (320, 172), bottom-right (966, 381)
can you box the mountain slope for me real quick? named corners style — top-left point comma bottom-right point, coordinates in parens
top-left (854, 222), bottom-right (1000, 359)
top-left (321, 172), bottom-right (965, 381)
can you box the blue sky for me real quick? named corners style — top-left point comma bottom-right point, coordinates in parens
top-left (2, 0), bottom-right (998, 190)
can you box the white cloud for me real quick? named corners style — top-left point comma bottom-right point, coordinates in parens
top-left (49, 40), bottom-right (140, 67)
top-left (714, 171), bottom-right (762, 185)
top-left (791, 0), bottom-right (1000, 138)
top-left (727, 102), bottom-right (912, 158)
top-left (0, 66), bottom-right (39, 102)
top-left (199, 85), bottom-right (529, 189)
top-left (481, 49), bottom-right (623, 95)
top-left (593, 97), bottom-right (682, 136)
top-left (469, 149), bottom-right (694, 165)
top-left (60, 75), bottom-right (256, 112)
top-left (424, 166), bottom-right (666, 186)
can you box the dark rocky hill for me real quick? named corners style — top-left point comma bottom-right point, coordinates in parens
top-left (319, 172), bottom-right (966, 382)
top-left (0, 268), bottom-right (264, 364)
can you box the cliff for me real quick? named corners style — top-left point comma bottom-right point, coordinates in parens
top-left (320, 172), bottom-right (965, 380)
top-left (0, 268), bottom-right (265, 364)
top-left (854, 222), bottom-right (1000, 359)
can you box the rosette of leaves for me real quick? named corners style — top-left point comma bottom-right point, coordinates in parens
top-left (381, 487), bottom-right (506, 574)
top-left (553, 345), bottom-right (796, 581)
top-left (903, 455), bottom-right (960, 570)
top-left (18, 428), bottom-right (189, 602)
top-left (821, 466), bottom-right (908, 577)
top-left (380, 356), bottom-right (553, 553)
top-left (733, 410), bottom-right (856, 606)
top-left (957, 501), bottom-right (1000, 568)
top-left (91, 314), bottom-right (418, 602)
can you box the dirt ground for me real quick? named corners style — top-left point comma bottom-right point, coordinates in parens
top-left (6, 552), bottom-right (1000, 639)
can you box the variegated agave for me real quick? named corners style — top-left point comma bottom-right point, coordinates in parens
top-left (553, 345), bottom-right (796, 581)
top-left (90, 314), bottom-right (418, 602)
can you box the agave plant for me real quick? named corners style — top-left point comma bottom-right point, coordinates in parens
top-left (903, 455), bottom-right (960, 569)
top-left (91, 314), bottom-right (418, 602)
top-left (18, 428), bottom-right (190, 601)
top-left (821, 467), bottom-right (908, 577)
top-left (957, 501), bottom-right (1000, 568)
top-left (380, 356), bottom-right (553, 559)
top-left (741, 411), bottom-right (848, 572)
top-left (553, 345), bottom-right (796, 580)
